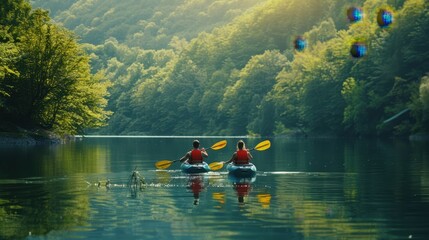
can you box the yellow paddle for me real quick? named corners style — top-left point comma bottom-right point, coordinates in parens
top-left (155, 140), bottom-right (227, 169)
top-left (209, 140), bottom-right (271, 171)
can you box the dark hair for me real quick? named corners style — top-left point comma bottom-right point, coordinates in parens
top-left (193, 140), bottom-right (200, 148)
top-left (237, 140), bottom-right (244, 149)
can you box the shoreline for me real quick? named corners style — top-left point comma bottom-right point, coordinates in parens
top-left (1, 132), bottom-right (428, 145)
top-left (0, 132), bottom-right (64, 145)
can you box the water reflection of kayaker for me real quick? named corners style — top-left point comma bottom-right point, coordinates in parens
top-left (225, 140), bottom-right (253, 165)
top-left (187, 175), bottom-right (204, 205)
top-left (234, 182), bottom-right (251, 203)
top-left (180, 140), bottom-right (208, 164)
top-left (229, 174), bottom-right (256, 204)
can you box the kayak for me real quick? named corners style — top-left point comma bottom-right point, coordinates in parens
top-left (226, 163), bottom-right (257, 178)
top-left (181, 162), bottom-right (211, 174)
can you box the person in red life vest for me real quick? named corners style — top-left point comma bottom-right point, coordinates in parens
top-left (225, 140), bottom-right (253, 165)
top-left (180, 140), bottom-right (208, 164)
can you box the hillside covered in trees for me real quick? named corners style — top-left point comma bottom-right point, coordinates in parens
top-left (31, 0), bottom-right (266, 48)
top-left (5, 0), bottom-right (429, 137)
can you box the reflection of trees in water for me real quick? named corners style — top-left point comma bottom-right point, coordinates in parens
top-left (268, 173), bottom-right (380, 238)
top-left (0, 142), bottom-right (110, 178)
top-left (0, 178), bottom-right (90, 239)
top-left (0, 142), bottom-right (110, 239)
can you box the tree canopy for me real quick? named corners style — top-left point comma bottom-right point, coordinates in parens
top-left (20, 0), bottom-right (429, 137)
top-left (1, 0), bottom-right (111, 135)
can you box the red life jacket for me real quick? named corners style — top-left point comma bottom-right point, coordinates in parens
top-left (234, 149), bottom-right (249, 164)
top-left (235, 183), bottom-right (251, 197)
top-left (190, 178), bottom-right (203, 194)
top-left (190, 149), bottom-right (203, 164)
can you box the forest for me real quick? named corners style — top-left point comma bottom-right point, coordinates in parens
top-left (2, 0), bottom-right (429, 137)
top-left (0, 0), bottom-right (110, 135)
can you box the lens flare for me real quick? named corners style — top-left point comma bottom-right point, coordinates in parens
top-left (347, 7), bottom-right (363, 23)
top-left (294, 36), bottom-right (307, 51)
top-left (350, 42), bottom-right (367, 58)
top-left (377, 9), bottom-right (393, 27)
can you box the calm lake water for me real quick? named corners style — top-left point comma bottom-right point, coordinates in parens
top-left (0, 137), bottom-right (429, 239)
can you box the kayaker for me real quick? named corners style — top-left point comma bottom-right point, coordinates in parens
top-left (225, 140), bottom-right (253, 165)
top-left (180, 140), bottom-right (208, 164)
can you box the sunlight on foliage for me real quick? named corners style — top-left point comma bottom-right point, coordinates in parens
top-left (16, 0), bottom-right (429, 137)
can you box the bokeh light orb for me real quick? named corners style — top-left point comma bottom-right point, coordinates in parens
top-left (377, 9), bottom-right (393, 27)
top-left (350, 42), bottom-right (367, 58)
top-left (347, 7), bottom-right (363, 23)
top-left (294, 36), bottom-right (307, 51)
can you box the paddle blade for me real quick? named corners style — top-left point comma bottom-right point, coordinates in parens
top-left (155, 160), bottom-right (173, 169)
top-left (254, 140), bottom-right (271, 151)
top-left (210, 140), bottom-right (227, 150)
top-left (209, 161), bottom-right (224, 171)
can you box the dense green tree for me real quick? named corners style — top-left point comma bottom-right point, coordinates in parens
top-left (271, 67), bottom-right (306, 134)
top-left (1, 3), bottom-right (111, 135)
top-left (0, 32), bottom-right (19, 103)
top-left (0, 0), bottom-right (30, 112)
top-left (0, 0), bottom-right (31, 38)
top-left (219, 50), bottom-right (287, 135)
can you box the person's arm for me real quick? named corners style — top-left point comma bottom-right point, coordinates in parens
top-left (224, 152), bottom-right (237, 164)
top-left (247, 150), bottom-right (253, 160)
top-left (201, 148), bottom-right (208, 158)
top-left (180, 152), bottom-right (190, 163)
